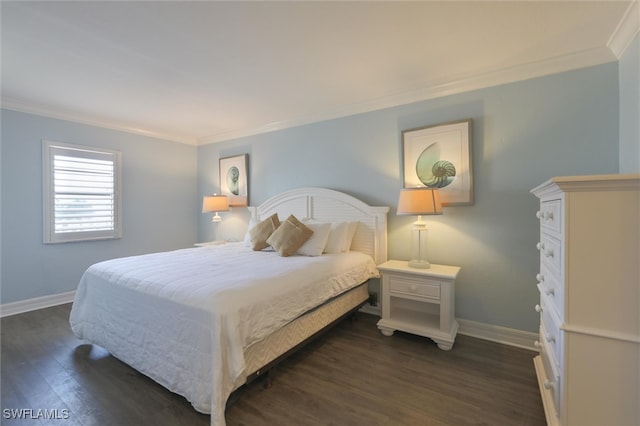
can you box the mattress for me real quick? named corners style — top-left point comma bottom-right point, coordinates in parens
top-left (69, 243), bottom-right (378, 425)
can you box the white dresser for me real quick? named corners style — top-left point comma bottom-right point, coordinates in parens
top-left (531, 174), bottom-right (639, 426)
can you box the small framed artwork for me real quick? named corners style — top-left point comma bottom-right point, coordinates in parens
top-left (402, 119), bottom-right (473, 206)
top-left (219, 154), bottom-right (249, 207)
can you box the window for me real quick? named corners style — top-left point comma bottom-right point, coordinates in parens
top-left (43, 140), bottom-right (122, 243)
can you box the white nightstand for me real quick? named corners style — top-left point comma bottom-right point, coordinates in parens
top-left (376, 260), bottom-right (461, 350)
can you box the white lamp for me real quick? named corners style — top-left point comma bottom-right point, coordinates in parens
top-left (397, 188), bottom-right (443, 269)
top-left (202, 194), bottom-right (229, 222)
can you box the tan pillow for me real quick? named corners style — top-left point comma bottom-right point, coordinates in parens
top-left (249, 213), bottom-right (280, 251)
top-left (267, 215), bottom-right (314, 257)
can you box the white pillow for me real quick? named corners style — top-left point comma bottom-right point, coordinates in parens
top-left (296, 222), bottom-right (332, 256)
top-left (323, 222), bottom-right (350, 254)
top-left (243, 217), bottom-right (257, 247)
top-left (344, 221), bottom-right (359, 252)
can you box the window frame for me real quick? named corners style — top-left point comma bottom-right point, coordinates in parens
top-left (43, 140), bottom-right (122, 244)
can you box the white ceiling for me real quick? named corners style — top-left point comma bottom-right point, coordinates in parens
top-left (1, 1), bottom-right (638, 145)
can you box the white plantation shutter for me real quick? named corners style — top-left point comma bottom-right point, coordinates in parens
top-left (43, 140), bottom-right (122, 243)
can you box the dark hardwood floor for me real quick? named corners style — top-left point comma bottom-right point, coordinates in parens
top-left (1, 304), bottom-right (545, 425)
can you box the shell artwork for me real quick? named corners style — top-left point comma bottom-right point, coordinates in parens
top-left (226, 166), bottom-right (240, 195)
top-left (416, 142), bottom-right (456, 188)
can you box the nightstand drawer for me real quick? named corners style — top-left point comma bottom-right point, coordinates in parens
top-left (389, 276), bottom-right (440, 301)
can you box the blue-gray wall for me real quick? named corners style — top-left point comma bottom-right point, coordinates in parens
top-left (0, 60), bottom-right (626, 334)
top-left (619, 33), bottom-right (640, 174)
top-left (198, 63), bottom-right (620, 333)
top-left (1, 110), bottom-right (198, 304)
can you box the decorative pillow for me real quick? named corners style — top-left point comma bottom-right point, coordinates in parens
top-left (267, 215), bottom-right (314, 257)
top-left (249, 213), bottom-right (280, 251)
top-left (296, 222), bottom-right (331, 256)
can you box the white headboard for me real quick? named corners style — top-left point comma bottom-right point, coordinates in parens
top-left (247, 187), bottom-right (389, 264)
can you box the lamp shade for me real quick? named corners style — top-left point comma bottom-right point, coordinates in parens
top-left (397, 188), bottom-right (443, 216)
top-left (202, 195), bottom-right (229, 213)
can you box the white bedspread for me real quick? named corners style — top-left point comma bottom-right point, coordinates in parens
top-left (69, 243), bottom-right (378, 425)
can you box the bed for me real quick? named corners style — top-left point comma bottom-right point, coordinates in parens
top-left (69, 187), bottom-right (388, 426)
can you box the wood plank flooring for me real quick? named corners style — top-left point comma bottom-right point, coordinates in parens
top-left (1, 304), bottom-right (545, 425)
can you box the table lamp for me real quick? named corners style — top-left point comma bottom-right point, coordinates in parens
top-left (397, 188), bottom-right (442, 268)
top-left (202, 194), bottom-right (229, 222)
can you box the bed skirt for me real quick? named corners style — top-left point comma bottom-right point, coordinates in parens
top-left (243, 282), bottom-right (369, 383)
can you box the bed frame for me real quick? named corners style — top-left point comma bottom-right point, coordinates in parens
top-left (241, 187), bottom-right (388, 386)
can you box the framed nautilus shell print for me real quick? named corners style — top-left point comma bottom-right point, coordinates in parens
top-left (219, 154), bottom-right (249, 207)
top-left (402, 119), bottom-right (473, 206)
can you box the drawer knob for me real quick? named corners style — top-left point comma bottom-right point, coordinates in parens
top-left (536, 211), bottom-right (542, 219)
top-left (534, 340), bottom-right (541, 348)
top-left (535, 304), bottom-right (543, 313)
top-left (409, 284), bottom-right (418, 292)
top-left (536, 242), bottom-right (544, 251)
top-left (536, 273), bottom-right (545, 282)
top-left (543, 248), bottom-right (554, 258)
top-left (544, 287), bottom-right (555, 296)
top-left (546, 333), bottom-right (556, 344)
top-left (544, 211), bottom-right (554, 220)
top-left (543, 379), bottom-right (555, 390)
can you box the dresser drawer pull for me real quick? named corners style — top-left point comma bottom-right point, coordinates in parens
top-left (535, 210), bottom-right (554, 221)
top-left (409, 284), bottom-right (418, 292)
top-left (534, 340), bottom-right (541, 349)
top-left (536, 273), bottom-right (545, 283)
top-left (536, 242), bottom-right (556, 258)
top-left (535, 304), bottom-right (542, 313)
top-left (544, 287), bottom-right (555, 296)
top-left (546, 333), bottom-right (556, 344)
top-left (543, 379), bottom-right (555, 391)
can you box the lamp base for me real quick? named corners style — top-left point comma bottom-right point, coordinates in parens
top-left (408, 259), bottom-right (431, 269)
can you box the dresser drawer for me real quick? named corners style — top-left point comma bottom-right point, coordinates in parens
top-left (539, 296), bottom-right (563, 371)
top-left (537, 199), bottom-right (562, 236)
top-left (538, 329), bottom-right (562, 417)
top-left (537, 234), bottom-right (562, 273)
top-left (388, 275), bottom-right (440, 301)
top-left (537, 263), bottom-right (564, 317)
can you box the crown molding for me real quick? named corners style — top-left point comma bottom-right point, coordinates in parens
top-left (608, 1), bottom-right (640, 58)
top-left (1, 98), bottom-right (198, 146)
top-left (3, 45), bottom-right (618, 147)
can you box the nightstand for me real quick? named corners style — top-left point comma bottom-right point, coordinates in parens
top-left (376, 260), bottom-right (461, 350)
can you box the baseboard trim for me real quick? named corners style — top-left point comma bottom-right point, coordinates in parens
top-left (458, 318), bottom-right (538, 351)
top-left (0, 291), bottom-right (76, 318)
top-left (359, 308), bottom-right (538, 351)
